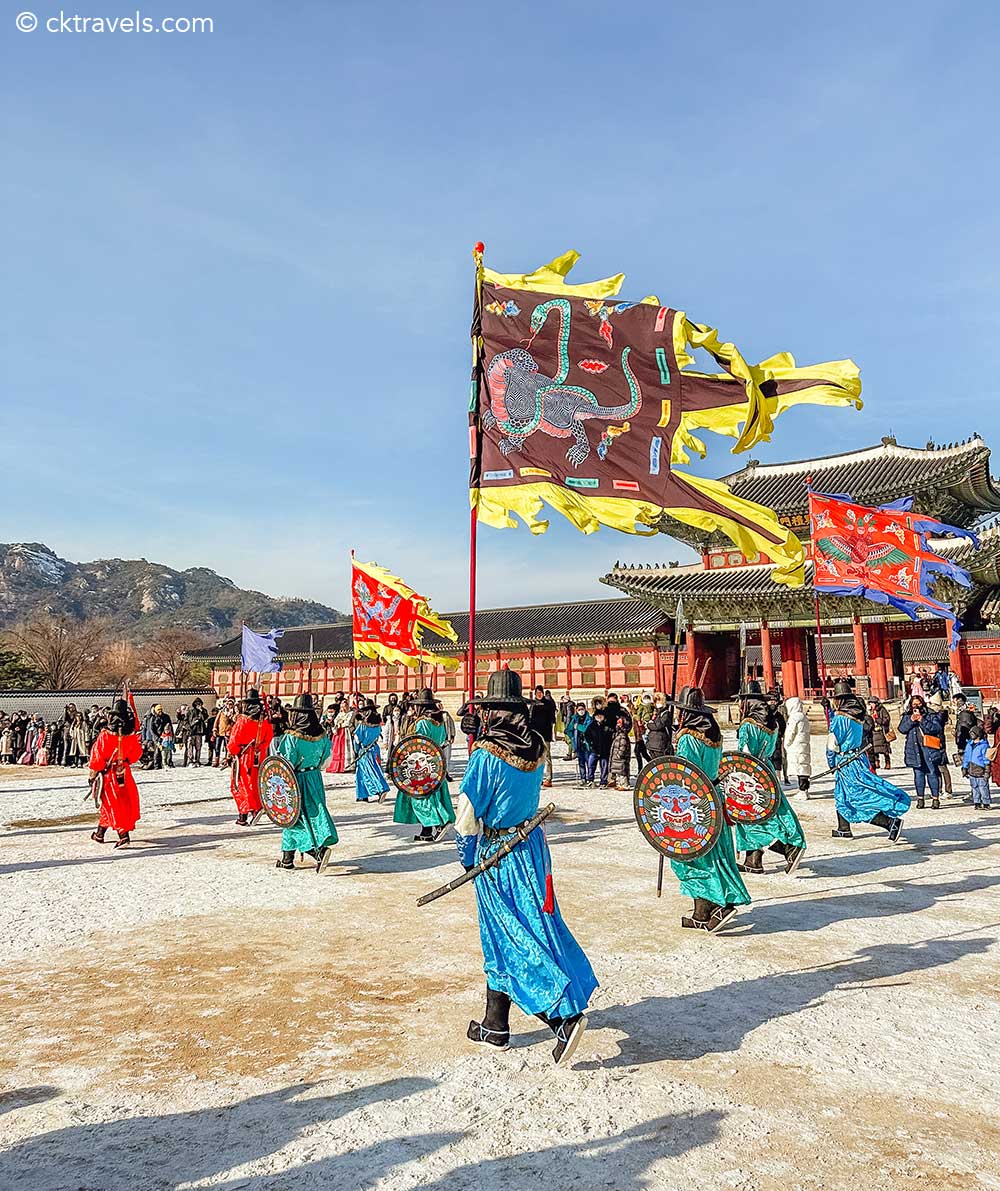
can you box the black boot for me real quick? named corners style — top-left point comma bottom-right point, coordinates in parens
top-left (114, 832), bottom-right (130, 849)
top-left (275, 851), bottom-right (296, 870)
top-left (869, 811), bottom-right (903, 842)
top-left (706, 902), bottom-right (739, 932)
top-left (91, 826), bottom-right (106, 843)
top-left (931, 797), bottom-right (940, 809)
top-left (832, 812), bottom-right (854, 839)
top-left (681, 897), bottom-right (714, 930)
top-left (468, 986), bottom-right (511, 1049)
top-left (235, 813), bottom-right (249, 826)
top-left (738, 849), bottom-right (764, 874)
top-left (414, 827), bottom-right (434, 844)
top-left (537, 1011), bottom-right (588, 1066)
top-left (916, 797), bottom-right (925, 809)
top-left (309, 846), bottom-right (332, 874)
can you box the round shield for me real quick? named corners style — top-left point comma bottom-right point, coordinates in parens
top-left (633, 754), bottom-right (725, 862)
top-left (717, 751), bottom-right (781, 824)
top-left (257, 754), bottom-right (301, 828)
top-left (389, 734), bottom-right (446, 798)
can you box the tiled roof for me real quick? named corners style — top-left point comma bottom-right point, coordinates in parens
top-left (721, 435), bottom-right (1000, 517)
top-left (603, 526), bottom-right (1000, 622)
top-left (187, 598), bottom-right (670, 663)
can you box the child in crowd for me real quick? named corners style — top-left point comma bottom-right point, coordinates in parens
top-left (963, 725), bottom-right (992, 809)
top-left (159, 724), bottom-right (176, 768)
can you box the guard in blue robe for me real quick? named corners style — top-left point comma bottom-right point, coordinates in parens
top-left (828, 681), bottom-right (909, 841)
top-left (667, 687), bottom-right (751, 933)
top-left (353, 703), bottom-right (389, 802)
top-left (733, 692), bottom-right (807, 876)
top-left (454, 668), bottom-right (597, 1067)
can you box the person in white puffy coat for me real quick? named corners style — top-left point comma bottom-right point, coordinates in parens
top-left (783, 697), bottom-right (812, 795)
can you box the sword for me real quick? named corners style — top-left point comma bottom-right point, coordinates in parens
top-left (416, 803), bottom-right (555, 907)
top-left (811, 744), bottom-right (874, 782)
top-left (84, 772), bottom-right (102, 807)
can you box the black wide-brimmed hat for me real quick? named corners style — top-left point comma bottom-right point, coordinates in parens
top-left (412, 687), bottom-right (438, 710)
top-left (664, 685), bottom-right (708, 713)
top-left (471, 668), bottom-right (527, 710)
top-left (290, 693), bottom-right (316, 713)
top-left (833, 679), bottom-right (854, 698)
top-left (244, 688), bottom-right (263, 708)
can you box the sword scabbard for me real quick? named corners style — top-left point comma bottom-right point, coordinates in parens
top-left (416, 803), bottom-right (555, 907)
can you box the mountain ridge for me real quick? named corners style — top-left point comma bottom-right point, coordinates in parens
top-left (0, 542), bottom-right (344, 640)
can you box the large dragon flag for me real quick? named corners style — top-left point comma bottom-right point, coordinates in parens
top-left (470, 251), bottom-right (863, 586)
top-left (808, 490), bottom-right (978, 645)
top-left (351, 557), bottom-right (460, 670)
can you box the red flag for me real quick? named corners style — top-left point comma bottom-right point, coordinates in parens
top-left (808, 491), bottom-right (976, 645)
top-left (351, 558), bottom-right (459, 670)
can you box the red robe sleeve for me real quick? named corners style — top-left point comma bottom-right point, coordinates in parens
top-left (89, 732), bottom-right (111, 772)
top-left (228, 717), bottom-right (252, 755)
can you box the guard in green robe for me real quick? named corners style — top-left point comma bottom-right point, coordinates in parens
top-left (392, 688), bottom-right (456, 842)
top-left (273, 694), bottom-right (339, 871)
top-left (733, 692), bottom-right (806, 875)
top-left (668, 687), bottom-right (751, 933)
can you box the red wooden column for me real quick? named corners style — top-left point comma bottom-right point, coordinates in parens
top-left (949, 639), bottom-right (971, 686)
top-left (684, 625), bottom-right (699, 689)
top-left (852, 615), bottom-right (866, 680)
top-left (603, 642), bottom-right (612, 691)
top-left (867, 624), bottom-right (889, 700)
top-left (565, 643), bottom-right (573, 693)
top-left (785, 628), bottom-right (804, 697)
top-left (760, 619), bottom-right (775, 691)
top-left (529, 646), bottom-right (537, 690)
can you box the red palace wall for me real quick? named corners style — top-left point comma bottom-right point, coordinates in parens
top-left (211, 643), bottom-right (671, 706)
top-left (210, 630), bottom-right (1000, 706)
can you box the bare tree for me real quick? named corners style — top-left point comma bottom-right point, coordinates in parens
top-left (140, 628), bottom-right (211, 688)
top-left (3, 616), bottom-right (111, 689)
top-left (89, 638), bottom-right (143, 688)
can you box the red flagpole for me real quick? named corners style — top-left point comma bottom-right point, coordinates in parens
top-left (468, 504), bottom-right (478, 702)
top-left (814, 594), bottom-right (829, 700)
top-left (806, 476), bottom-right (829, 701)
top-left (468, 241), bottom-right (485, 703)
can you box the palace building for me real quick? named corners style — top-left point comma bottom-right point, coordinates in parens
top-left (189, 436), bottom-right (1000, 705)
top-left (605, 435), bottom-right (1000, 701)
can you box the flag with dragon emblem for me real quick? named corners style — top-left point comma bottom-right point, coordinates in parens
top-left (351, 557), bottom-right (460, 670)
top-left (470, 251), bottom-right (864, 587)
top-left (808, 491), bottom-right (978, 645)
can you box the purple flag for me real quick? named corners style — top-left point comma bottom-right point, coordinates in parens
top-left (240, 625), bottom-right (284, 673)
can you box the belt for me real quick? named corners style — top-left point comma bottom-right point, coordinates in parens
top-left (300, 765), bottom-right (320, 771)
top-left (482, 818), bottom-right (534, 841)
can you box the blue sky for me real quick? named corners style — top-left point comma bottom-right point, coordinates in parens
top-left (3, 0), bottom-right (998, 616)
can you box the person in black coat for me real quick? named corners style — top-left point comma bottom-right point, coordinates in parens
top-left (527, 686), bottom-right (558, 788)
top-left (953, 695), bottom-right (978, 763)
top-left (645, 702), bottom-right (672, 758)
top-left (898, 694), bottom-right (946, 809)
top-left (584, 709), bottom-right (613, 788)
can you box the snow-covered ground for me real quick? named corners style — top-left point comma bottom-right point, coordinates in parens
top-left (1, 733), bottom-right (999, 1190)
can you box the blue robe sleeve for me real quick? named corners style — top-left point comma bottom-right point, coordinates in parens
top-left (454, 749), bottom-right (487, 868)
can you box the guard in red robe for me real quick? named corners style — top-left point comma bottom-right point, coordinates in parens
top-left (88, 699), bottom-right (143, 848)
top-left (227, 688), bottom-right (274, 825)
